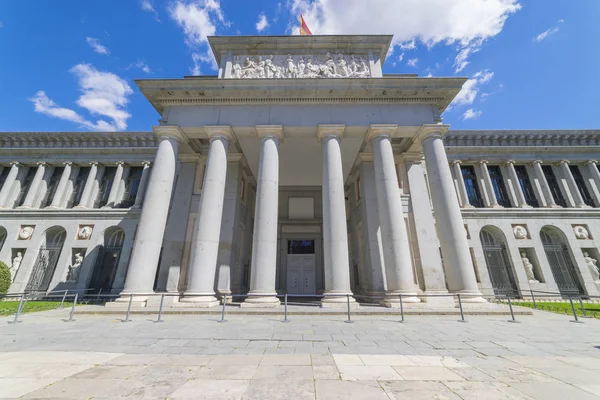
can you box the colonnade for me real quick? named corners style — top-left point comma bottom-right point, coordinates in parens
top-left (120, 124), bottom-right (484, 306)
top-left (0, 159), bottom-right (151, 210)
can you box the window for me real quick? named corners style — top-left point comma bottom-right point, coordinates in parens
top-left (460, 165), bottom-right (484, 207)
top-left (116, 167), bottom-right (143, 208)
top-left (96, 167), bottom-right (116, 208)
top-left (0, 168), bottom-right (10, 193)
top-left (488, 166), bottom-right (511, 207)
top-left (287, 240), bottom-right (315, 254)
top-left (40, 167), bottom-right (64, 208)
top-left (542, 166), bottom-right (567, 207)
top-left (570, 165), bottom-right (595, 207)
top-left (514, 166), bottom-right (539, 208)
top-left (15, 167), bottom-right (37, 207)
top-left (68, 167), bottom-right (90, 207)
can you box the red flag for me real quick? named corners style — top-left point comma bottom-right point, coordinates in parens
top-left (300, 14), bottom-right (312, 35)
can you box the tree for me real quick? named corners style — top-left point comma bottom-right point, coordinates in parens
top-left (0, 261), bottom-right (11, 295)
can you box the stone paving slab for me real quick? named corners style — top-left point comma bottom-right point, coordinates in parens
top-left (0, 309), bottom-right (599, 399)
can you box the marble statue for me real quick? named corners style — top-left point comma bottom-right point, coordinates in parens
top-left (573, 225), bottom-right (590, 239)
top-left (521, 252), bottom-right (538, 283)
top-left (66, 252), bottom-right (84, 281)
top-left (513, 225), bottom-right (528, 239)
top-left (10, 252), bottom-right (22, 282)
top-left (231, 53), bottom-right (371, 79)
top-left (583, 252), bottom-right (599, 282)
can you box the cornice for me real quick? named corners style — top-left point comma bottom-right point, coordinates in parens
top-left (445, 130), bottom-right (600, 148)
top-left (0, 132), bottom-right (157, 149)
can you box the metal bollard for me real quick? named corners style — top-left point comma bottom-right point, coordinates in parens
top-left (96, 288), bottom-right (102, 303)
top-left (282, 294), bottom-right (290, 323)
top-left (344, 294), bottom-right (354, 324)
top-left (59, 290), bottom-right (68, 309)
top-left (507, 296), bottom-right (519, 323)
top-left (457, 294), bottom-right (467, 323)
top-left (578, 297), bottom-right (590, 318)
top-left (218, 295), bottom-right (227, 323)
top-left (66, 293), bottom-right (78, 322)
top-left (155, 293), bottom-right (165, 323)
top-left (122, 293), bottom-right (133, 322)
top-left (9, 294), bottom-right (25, 324)
top-left (530, 289), bottom-right (537, 309)
top-left (398, 294), bottom-right (405, 323)
top-left (568, 295), bottom-right (583, 323)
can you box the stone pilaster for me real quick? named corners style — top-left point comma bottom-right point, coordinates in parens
top-left (18, 162), bottom-right (46, 208)
top-left (0, 162), bottom-right (20, 208)
top-left (450, 160), bottom-right (472, 208)
top-left (133, 161), bottom-right (152, 208)
top-left (75, 162), bottom-right (99, 208)
top-left (48, 162), bottom-right (73, 209)
top-left (531, 160), bottom-right (559, 208)
top-left (557, 160), bottom-right (589, 208)
top-left (504, 160), bottom-right (530, 208)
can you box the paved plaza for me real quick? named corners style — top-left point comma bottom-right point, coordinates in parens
top-left (1, 308), bottom-right (600, 399)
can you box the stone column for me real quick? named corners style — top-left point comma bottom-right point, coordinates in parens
top-left (418, 125), bottom-right (484, 302)
top-left (243, 125), bottom-right (283, 307)
top-left (558, 160), bottom-right (588, 208)
top-left (18, 162), bottom-right (46, 208)
top-left (183, 126), bottom-right (233, 306)
top-left (133, 161), bottom-right (152, 208)
top-left (403, 154), bottom-right (454, 307)
top-left (120, 126), bottom-right (185, 300)
top-left (0, 162), bottom-right (21, 207)
top-left (368, 125), bottom-right (419, 306)
top-left (318, 125), bottom-right (355, 307)
top-left (75, 162), bottom-right (99, 208)
top-left (104, 162), bottom-right (125, 208)
top-left (450, 160), bottom-right (472, 208)
top-left (531, 160), bottom-right (558, 208)
top-left (504, 160), bottom-right (529, 208)
top-left (476, 160), bottom-right (500, 208)
top-left (583, 160), bottom-right (600, 206)
top-left (48, 162), bottom-right (72, 208)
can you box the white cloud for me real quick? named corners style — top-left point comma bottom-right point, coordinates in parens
top-left (134, 60), bottom-right (151, 74)
top-left (86, 37), bottom-right (109, 55)
top-left (289, 0), bottom-right (520, 72)
top-left (533, 20), bottom-right (563, 43)
top-left (398, 52), bottom-right (404, 62)
top-left (407, 58), bottom-right (418, 67)
top-left (399, 38), bottom-right (416, 51)
top-left (168, 0), bottom-right (227, 73)
top-left (140, 0), bottom-right (161, 22)
top-left (462, 108), bottom-right (482, 120)
top-left (256, 13), bottom-right (269, 32)
top-left (452, 70), bottom-right (494, 106)
top-left (30, 64), bottom-right (133, 131)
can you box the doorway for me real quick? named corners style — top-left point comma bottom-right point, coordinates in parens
top-left (286, 239), bottom-right (316, 295)
top-left (88, 227), bottom-right (125, 293)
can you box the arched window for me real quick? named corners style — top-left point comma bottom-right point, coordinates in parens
top-left (479, 227), bottom-right (519, 297)
top-left (0, 227), bottom-right (6, 253)
top-left (26, 226), bottom-right (66, 292)
top-left (540, 227), bottom-right (584, 296)
top-left (88, 227), bottom-right (125, 293)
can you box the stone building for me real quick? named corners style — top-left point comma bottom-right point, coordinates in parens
top-left (2, 35), bottom-right (600, 307)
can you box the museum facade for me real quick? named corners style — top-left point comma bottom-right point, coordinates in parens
top-left (2, 35), bottom-right (600, 307)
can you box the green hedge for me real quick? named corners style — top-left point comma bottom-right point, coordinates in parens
top-left (0, 261), bottom-right (10, 295)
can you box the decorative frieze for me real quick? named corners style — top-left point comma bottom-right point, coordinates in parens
top-left (231, 53), bottom-right (371, 79)
top-left (445, 131), bottom-right (600, 147)
top-left (0, 132), bottom-right (157, 149)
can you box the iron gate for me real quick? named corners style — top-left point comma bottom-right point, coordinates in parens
top-left (25, 244), bottom-right (63, 292)
top-left (543, 243), bottom-right (582, 296)
top-left (88, 245), bottom-right (122, 293)
top-left (482, 243), bottom-right (519, 297)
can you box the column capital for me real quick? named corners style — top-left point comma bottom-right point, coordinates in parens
top-left (558, 159), bottom-right (570, 166)
top-left (89, 161), bottom-right (99, 167)
top-left (413, 124), bottom-right (450, 145)
top-left (255, 125), bottom-right (284, 142)
top-left (9, 161), bottom-right (21, 167)
top-left (141, 160), bottom-right (152, 167)
top-left (451, 159), bottom-right (463, 165)
top-left (585, 160), bottom-right (598, 166)
top-left (153, 124), bottom-right (188, 143)
top-left (477, 160), bottom-right (489, 165)
top-left (504, 159), bottom-right (516, 165)
top-left (115, 161), bottom-right (126, 166)
top-left (36, 161), bottom-right (47, 167)
top-left (531, 160), bottom-right (543, 166)
top-left (62, 161), bottom-right (73, 167)
top-left (317, 124), bottom-right (345, 141)
top-left (204, 125), bottom-right (234, 142)
top-left (366, 124), bottom-right (398, 141)
top-left (398, 152), bottom-right (424, 164)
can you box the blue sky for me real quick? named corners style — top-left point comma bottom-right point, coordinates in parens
top-left (0, 0), bottom-right (598, 132)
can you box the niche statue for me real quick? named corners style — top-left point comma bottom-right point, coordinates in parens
top-left (521, 252), bottom-right (538, 283)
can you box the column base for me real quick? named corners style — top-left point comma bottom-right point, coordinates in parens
top-left (241, 294), bottom-right (280, 308)
top-left (179, 294), bottom-right (220, 308)
top-left (519, 204), bottom-right (533, 209)
top-left (320, 293), bottom-right (359, 308)
top-left (546, 204), bottom-right (562, 208)
top-left (420, 290), bottom-right (455, 308)
top-left (110, 293), bottom-right (152, 307)
top-left (381, 291), bottom-right (420, 308)
top-left (454, 290), bottom-right (487, 304)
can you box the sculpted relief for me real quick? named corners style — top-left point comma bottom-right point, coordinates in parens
top-left (231, 52), bottom-right (371, 79)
